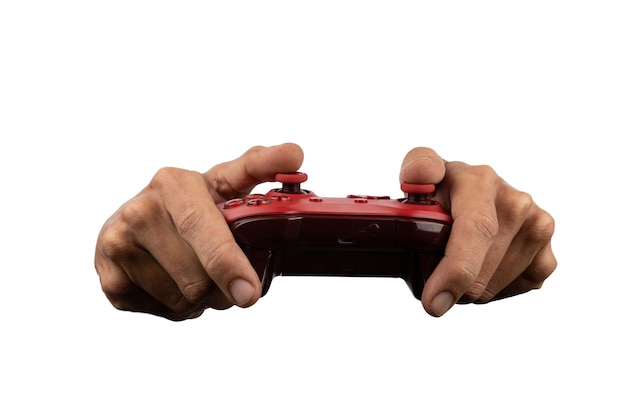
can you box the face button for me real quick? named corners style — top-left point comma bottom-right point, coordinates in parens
top-left (347, 195), bottom-right (390, 200)
top-left (246, 198), bottom-right (270, 206)
top-left (223, 198), bottom-right (245, 209)
top-left (271, 195), bottom-right (291, 202)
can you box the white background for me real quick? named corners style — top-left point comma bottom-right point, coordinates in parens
top-left (1, 1), bottom-right (624, 416)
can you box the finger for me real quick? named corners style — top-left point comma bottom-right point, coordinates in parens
top-left (206, 143), bottom-right (305, 201)
top-left (117, 239), bottom-right (234, 312)
top-left (460, 185), bottom-right (535, 301)
top-left (96, 213), bottom-right (183, 318)
top-left (121, 193), bottom-right (235, 309)
top-left (96, 201), bottom-right (233, 319)
top-left (421, 163), bottom-right (500, 317)
top-left (150, 167), bottom-right (262, 308)
top-left (479, 206), bottom-right (556, 301)
top-left (399, 147), bottom-right (446, 186)
top-left (96, 248), bottom-right (204, 321)
top-left (494, 242), bottom-right (557, 299)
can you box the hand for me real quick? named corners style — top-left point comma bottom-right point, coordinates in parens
top-left (400, 147), bottom-right (557, 317)
top-left (94, 143), bottom-right (304, 320)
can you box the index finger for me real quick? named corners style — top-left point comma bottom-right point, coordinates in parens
top-left (206, 143), bottom-right (305, 201)
top-left (151, 167), bottom-right (261, 308)
top-left (420, 162), bottom-right (500, 316)
top-left (399, 146), bottom-right (446, 185)
top-left (163, 143), bottom-right (305, 308)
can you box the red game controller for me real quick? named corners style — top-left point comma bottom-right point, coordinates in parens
top-left (217, 172), bottom-right (452, 300)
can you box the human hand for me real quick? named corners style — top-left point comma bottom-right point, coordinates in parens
top-left (94, 143), bottom-right (304, 320)
top-left (400, 147), bottom-right (557, 317)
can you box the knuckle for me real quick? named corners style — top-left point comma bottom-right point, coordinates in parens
top-left (528, 209), bottom-right (556, 245)
top-left (473, 164), bottom-right (498, 180)
top-left (243, 145), bottom-right (266, 157)
top-left (150, 166), bottom-right (188, 190)
top-left (117, 196), bottom-right (161, 233)
top-left (150, 166), bottom-right (204, 200)
top-left (501, 189), bottom-right (534, 225)
top-left (148, 169), bottom-right (209, 241)
top-left (97, 222), bottom-right (135, 261)
top-left (463, 164), bottom-right (500, 188)
top-left (99, 277), bottom-right (133, 311)
top-left (97, 198), bottom-right (162, 260)
top-left (516, 207), bottom-right (556, 254)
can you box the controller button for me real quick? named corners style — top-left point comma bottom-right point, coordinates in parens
top-left (368, 223), bottom-right (381, 234)
top-left (309, 197), bottom-right (323, 202)
top-left (271, 195), bottom-right (291, 202)
top-left (354, 198), bottom-right (368, 204)
top-left (347, 195), bottom-right (390, 200)
top-left (246, 198), bottom-right (270, 206)
top-left (223, 198), bottom-right (245, 209)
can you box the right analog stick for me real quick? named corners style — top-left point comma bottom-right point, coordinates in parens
top-left (276, 172), bottom-right (308, 194)
top-left (401, 183), bottom-right (436, 204)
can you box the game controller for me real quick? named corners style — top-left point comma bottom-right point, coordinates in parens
top-left (217, 172), bottom-right (452, 300)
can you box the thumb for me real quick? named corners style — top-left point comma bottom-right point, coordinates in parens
top-left (399, 147), bottom-right (446, 186)
top-left (206, 143), bottom-right (305, 200)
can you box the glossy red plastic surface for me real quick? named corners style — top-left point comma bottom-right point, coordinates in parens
top-left (217, 173), bottom-right (452, 300)
top-left (401, 183), bottom-right (435, 194)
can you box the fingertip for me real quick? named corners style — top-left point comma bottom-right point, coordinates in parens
top-left (243, 143), bottom-right (304, 180)
top-left (419, 259), bottom-right (465, 317)
top-left (214, 246), bottom-right (262, 308)
top-left (205, 143), bottom-right (305, 202)
top-left (424, 291), bottom-right (455, 317)
top-left (277, 142), bottom-right (305, 169)
top-left (229, 278), bottom-right (259, 307)
top-left (400, 147), bottom-right (446, 185)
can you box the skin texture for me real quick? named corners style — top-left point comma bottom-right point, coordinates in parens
top-left (95, 143), bottom-right (556, 320)
top-left (400, 147), bottom-right (557, 316)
